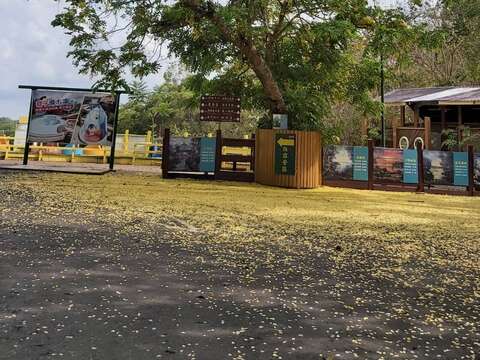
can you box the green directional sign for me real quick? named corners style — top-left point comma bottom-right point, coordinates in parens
top-left (275, 134), bottom-right (296, 176)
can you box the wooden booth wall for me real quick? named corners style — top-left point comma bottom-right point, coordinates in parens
top-left (255, 129), bottom-right (322, 189)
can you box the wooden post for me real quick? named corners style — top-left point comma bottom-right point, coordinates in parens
top-left (161, 128), bottom-right (170, 179)
top-left (214, 130), bottom-right (222, 179)
top-left (468, 145), bottom-right (475, 196)
top-left (417, 145), bottom-right (425, 193)
top-left (441, 106), bottom-right (447, 131)
top-left (124, 130), bottom-right (129, 153)
top-left (368, 139), bottom-right (374, 190)
top-left (414, 105), bottom-right (420, 128)
top-left (392, 117), bottom-right (398, 149)
top-left (361, 118), bottom-right (368, 141)
top-left (457, 106), bottom-right (463, 151)
top-left (400, 105), bottom-right (406, 127)
top-left (424, 117), bottom-right (432, 150)
top-left (251, 133), bottom-right (256, 172)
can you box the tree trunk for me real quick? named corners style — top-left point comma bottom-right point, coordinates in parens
top-left (236, 38), bottom-right (287, 114)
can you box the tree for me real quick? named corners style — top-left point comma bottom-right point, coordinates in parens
top-left (385, 0), bottom-right (480, 88)
top-left (118, 73), bottom-right (260, 138)
top-left (0, 117), bottom-right (16, 137)
top-left (52, 0), bottom-right (405, 130)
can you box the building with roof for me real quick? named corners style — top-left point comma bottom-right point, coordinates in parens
top-left (384, 87), bottom-right (480, 150)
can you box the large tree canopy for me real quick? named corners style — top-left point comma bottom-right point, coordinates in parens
top-left (52, 0), bottom-right (409, 130)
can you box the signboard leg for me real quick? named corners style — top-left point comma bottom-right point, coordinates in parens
top-left (367, 139), bottom-right (374, 190)
top-left (109, 92), bottom-right (121, 171)
top-left (162, 128), bottom-right (170, 179)
top-left (215, 130), bottom-right (222, 179)
top-left (468, 145), bottom-right (475, 196)
top-left (416, 146), bottom-right (425, 192)
top-left (23, 92), bottom-right (35, 166)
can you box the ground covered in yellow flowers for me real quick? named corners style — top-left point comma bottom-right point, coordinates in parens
top-left (0, 170), bottom-right (479, 359)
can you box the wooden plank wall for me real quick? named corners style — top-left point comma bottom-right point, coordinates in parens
top-left (255, 129), bottom-right (322, 189)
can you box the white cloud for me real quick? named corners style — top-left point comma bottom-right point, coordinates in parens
top-left (0, 0), bottom-right (168, 119)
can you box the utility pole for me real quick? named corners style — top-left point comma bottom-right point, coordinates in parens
top-left (380, 52), bottom-right (386, 147)
top-left (375, 0), bottom-right (393, 148)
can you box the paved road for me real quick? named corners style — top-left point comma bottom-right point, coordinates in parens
top-left (0, 170), bottom-right (478, 359)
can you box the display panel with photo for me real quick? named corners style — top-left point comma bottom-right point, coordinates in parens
top-left (323, 146), bottom-right (354, 181)
top-left (423, 151), bottom-right (454, 186)
top-left (71, 95), bottom-right (116, 145)
top-left (168, 137), bottom-right (201, 172)
top-left (374, 148), bottom-right (403, 183)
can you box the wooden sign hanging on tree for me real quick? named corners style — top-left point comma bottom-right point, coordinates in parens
top-left (200, 95), bottom-right (241, 122)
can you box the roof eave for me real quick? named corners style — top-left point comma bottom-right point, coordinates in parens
top-left (438, 101), bottom-right (480, 106)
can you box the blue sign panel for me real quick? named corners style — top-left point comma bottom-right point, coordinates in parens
top-left (199, 137), bottom-right (216, 172)
top-left (453, 152), bottom-right (469, 186)
top-left (353, 146), bottom-right (369, 181)
top-left (403, 149), bottom-right (418, 184)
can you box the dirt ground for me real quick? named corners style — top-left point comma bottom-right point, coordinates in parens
top-left (0, 170), bottom-right (479, 359)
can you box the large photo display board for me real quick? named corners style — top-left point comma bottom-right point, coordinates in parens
top-left (474, 153), bottom-right (480, 188)
top-left (374, 148), bottom-right (403, 183)
top-left (28, 90), bottom-right (116, 146)
top-left (168, 137), bottom-right (216, 173)
top-left (323, 146), bottom-right (368, 181)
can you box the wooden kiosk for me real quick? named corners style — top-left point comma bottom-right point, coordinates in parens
top-left (255, 129), bottom-right (322, 189)
top-left (385, 86), bottom-right (480, 150)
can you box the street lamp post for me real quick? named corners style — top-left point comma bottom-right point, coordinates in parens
top-left (374, 0), bottom-right (394, 148)
top-left (380, 51), bottom-right (386, 147)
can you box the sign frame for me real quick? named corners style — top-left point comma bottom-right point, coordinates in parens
top-left (18, 85), bottom-right (125, 170)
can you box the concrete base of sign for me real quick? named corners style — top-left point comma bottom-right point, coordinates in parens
top-left (255, 129), bottom-right (322, 189)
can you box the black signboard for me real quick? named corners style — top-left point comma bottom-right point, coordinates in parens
top-left (200, 95), bottom-right (241, 122)
top-left (275, 134), bottom-right (296, 176)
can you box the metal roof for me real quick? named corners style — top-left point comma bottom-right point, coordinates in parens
top-left (384, 87), bottom-right (480, 106)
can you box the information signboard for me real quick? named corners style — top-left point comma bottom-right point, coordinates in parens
top-left (403, 149), bottom-right (419, 184)
top-left (453, 152), bottom-right (469, 186)
top-left (353, 147), bottom-right (368, 181)
top-left (199, 138), bottom-right (216, 172)
top-left (200, 95), bottom-right (241, 122)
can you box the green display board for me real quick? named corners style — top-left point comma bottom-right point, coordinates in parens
top-left (453, 152), bottom-right (469, 186)
top-left (403, 149), bottom-right (418, 184)
top-left (353, 146), bottom-right (368, 181)
top-left (199, 137), bottom-right (216, 172)
top-left (275, 134), bottom-right (296, 176)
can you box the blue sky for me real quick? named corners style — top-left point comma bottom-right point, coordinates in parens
top-left (0, 0), bottom-right (167, 119)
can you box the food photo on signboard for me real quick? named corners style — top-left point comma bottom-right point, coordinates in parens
top-left (71, 95), bottom-right (116, 146)
top-left (28, 90), bottom-right (84, 144)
